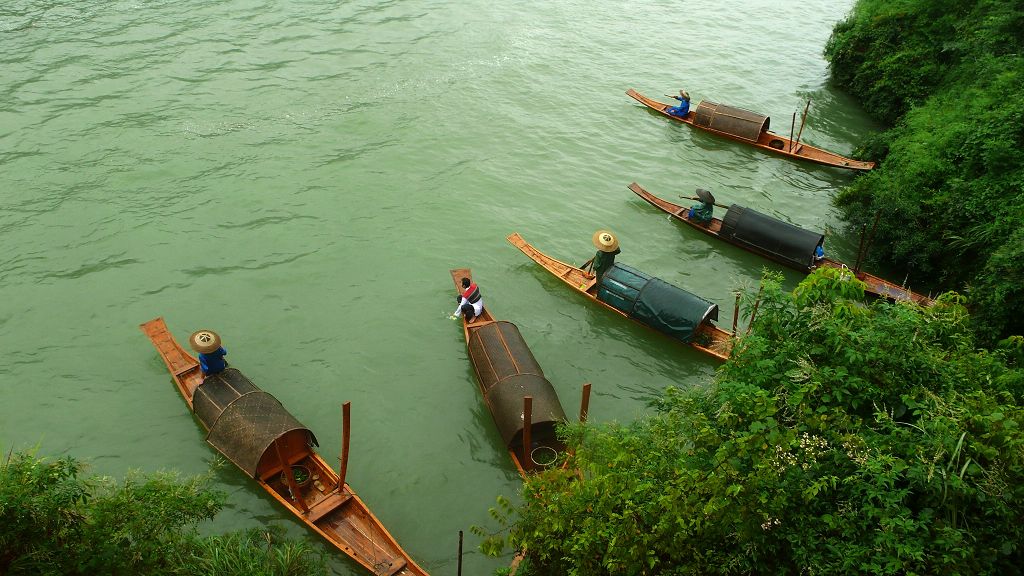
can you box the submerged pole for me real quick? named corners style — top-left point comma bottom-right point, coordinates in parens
top-left (732, 292), bottom-right (741, 335)
top-left (337, 401), bottom-right (351, 492)
top-left (579, 383), bottom-right (592, 424)
top-left (522, 396), bottom-right (533, 471)
top-left (457, 530), bottom-right (464, 576)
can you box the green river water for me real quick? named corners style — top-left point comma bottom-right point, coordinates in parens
top-left (1, 1), bottom-right (876, 573)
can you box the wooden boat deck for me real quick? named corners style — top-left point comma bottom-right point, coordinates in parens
top-left (628, 182), bottom-right (934, 306)
top-left (140, 318), bottom-right (428, 576)
top-left (626, 89), bottom-right (875, 171)
top-left (506, 233), bottom-right (733, 361)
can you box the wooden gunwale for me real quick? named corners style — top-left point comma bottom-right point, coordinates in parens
top-left (449, 268), bottom-right (565, 477)
top-left (504, 234), bottom-right (733, 361)
top-left (140, 317), bottom-right (428, 576)
top-left (626, 89), bottom-right (875, 171)
top-left (627, 182), bottom-right (934, 306)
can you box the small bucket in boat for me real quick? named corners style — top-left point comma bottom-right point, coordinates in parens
top-left (530, 445), bottom-right (558, 467)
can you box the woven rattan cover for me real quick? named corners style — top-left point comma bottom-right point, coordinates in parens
top-left (194, 369), bottom-right (318, 478)
top-left (468, 321), bottom-right (567, 447)
top-left (693, 100), bottom-right (770, 142)
top-left (720, 205), bottom-right (824, 270)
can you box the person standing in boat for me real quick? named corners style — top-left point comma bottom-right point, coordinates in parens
top-left (190, 329), bottom-right (227, 376)
top-left (666, 89), bottom-right (691, 118)
top-left (587, 230), bottom-right (621, 281)
top-left (687, 187), bottom-right (715, 225)
top-left (452, 277), bottom-right (484, 323)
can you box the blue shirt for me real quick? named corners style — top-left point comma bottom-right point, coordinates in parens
top-left (814, 245), bottom-right (825, 260)
top-left (199, 347), bottom-right (227, 375)
top-left (668, 95), bottom-right (690, 117)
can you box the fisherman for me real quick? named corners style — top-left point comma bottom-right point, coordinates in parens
top-left (190, 329), bottom-right (227, 376)
top-left (813, 242), bottom-right (826, 266)
top-left (666, 89), bottom-right (691, 118)
top-left (587, 230), bottom-right (621, 281)
top-left (687, 187), bottom-right (715, 225)
top-left (452, 277), bottom-right (484, 323)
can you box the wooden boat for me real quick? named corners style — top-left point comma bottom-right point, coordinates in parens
top-left (140, 317), bottom-right (428, 576)
top-left (449, 269), bottom-right (569, 476)
top-left (626, 88), bottom-right (875, 171)
top-left (627, 182), bottom-right (934, 306)
top-left (506, 234), bottom-right (733, 361)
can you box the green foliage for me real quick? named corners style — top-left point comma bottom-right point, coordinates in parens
top-left (492, 270), bottom-right (1024, 575)
top-left (824, 0), bottom-right (1024, 342)
top-left (0, 450), bottom-right (326, 576)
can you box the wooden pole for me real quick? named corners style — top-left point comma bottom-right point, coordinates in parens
top-left (793, 99), bottom-right (811, 151)
top-left (337, 401), bottom-right (351, 492)
top-left (853, 223), bottom-right (868, 274)
top-left (858, 211), bottom-right (881, 275)
top-left (579, 383), bottom-right (592, 424)
top-left (457, 530), bottom-right (464, 576)
top-left (275, 439), bottom-right (308, 513)
top-left (746, 284), bottom-right (764, 335)
top-left (522, 396), bottom-right (533, 471)
top-left (732, 292), bottom-right (741, 336)
top-left (789, 111), bottom-right (797, 152)
top-left (679, 195), bottom-right (730, 209)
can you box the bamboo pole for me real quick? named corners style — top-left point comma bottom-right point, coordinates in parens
top-left (732, 292), bottom-right (741, 335)
top-left (275, 439), bottom-right (308, 513)
top-left (793, 99), bottom-right (811, 152)
top-left (858, 212), bottom-right (881, 275)
top-left (746, 284), bottom-right (764, 335)
top-left (789, 111), bottom-right (797, 152)
top-left (457, 530), bottom-right (464, 576)
top-left (522, 396), bottom-right (533, 471)
top-left (336, 402), bottom-right (351, 492)
top-left (579, 383), bottom-right (592, 424)
top-left (679, 195), bottom-right (730, 209)
top-left (853, 223), bottom-right (868, 274)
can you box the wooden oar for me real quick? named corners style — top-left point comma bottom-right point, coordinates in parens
top-left (679, 195), bottom-right (731, 209)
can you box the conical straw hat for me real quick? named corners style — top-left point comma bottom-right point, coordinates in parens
top-left (189, 329), bottom-right (222, 354)
top-left (592, 230), bottom-right (619, 252)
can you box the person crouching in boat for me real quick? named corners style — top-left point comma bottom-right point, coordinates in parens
top-left (586, 230), bottom-right (621, 281)
top-left (667, 89), bottom-right (690, 118)
top-left (190, 329), bottom-right (227, 376)
top-left (688, 187), bottom-right (715, 226)
top-left (452, 277), bottom-right (484, 324)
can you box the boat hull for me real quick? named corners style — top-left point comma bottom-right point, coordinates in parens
top-left (505, 235), bottom-right (733, 361)
top-left (140, 317), bottom-right (428, 576)
top-left (626, 89), bottom-right (875, 171)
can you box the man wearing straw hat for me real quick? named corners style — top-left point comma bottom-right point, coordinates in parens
top-left (190, 329), bottom-right (228, 376)
top-left (585, 230), bottom-right (621, 282)
top-left (667, 89), bottom-right (691, 118)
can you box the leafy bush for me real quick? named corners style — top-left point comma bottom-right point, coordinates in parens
top-left (0, 450), bottom-right (326, 576)
top-left (487, 270), bottom-right (1024, 575)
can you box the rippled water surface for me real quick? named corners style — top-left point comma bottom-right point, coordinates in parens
top-left (1, 1), bottom-right (871, 573)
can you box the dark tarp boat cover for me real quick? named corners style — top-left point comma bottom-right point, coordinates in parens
top-left (693, 100), bottom-right (770, 142)
top-left (194, 368), bottom-right (318, 478)
top-left (719, 204), bottom-right (824, 270)
top-left (598, 264), bottom-right (719, 343)
top-left (467, 321), bottom-right (566, 448)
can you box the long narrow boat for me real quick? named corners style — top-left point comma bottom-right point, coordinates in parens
top-left (506, 234), bottom-right (733, 361)
top-left (626, 88), bottom-right (875, 171)
top-left (449, 269), bottom-right (568, 476)
top-left (627, 182), bottom-right (934, 306)
top-left (141, 317), bottom-right (428, 576)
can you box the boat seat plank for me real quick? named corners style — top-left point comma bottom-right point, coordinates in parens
top-left (381, 558), bottom-right (408, 576)
top-left (306, 491), bottom-right (353, 523)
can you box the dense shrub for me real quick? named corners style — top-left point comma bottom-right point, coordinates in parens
top-left (0, 451), bottom-right (327, 576)
top-left (824, 0), bottom-right (1024, 342)
top-left (486, 270), bottom-right (1024, 575)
